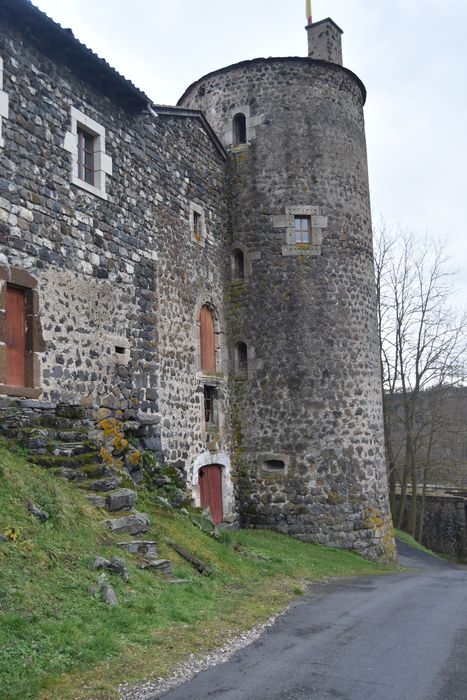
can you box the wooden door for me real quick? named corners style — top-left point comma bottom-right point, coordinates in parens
top-left (200, 305), bottom-right (216, 372)
top-left (6, 286), bottom-right (26, 387)
top-left (199, 465), bottom-right (223, 525)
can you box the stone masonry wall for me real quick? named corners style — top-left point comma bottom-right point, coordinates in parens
top-left (180, 58), bottom-right (396, 561)
top-left (397, 495), bottom-right (467, 560)
top-left (0, 22), bottom-right (229, 490)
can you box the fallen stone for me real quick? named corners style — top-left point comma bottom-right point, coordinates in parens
top-left (27, 502), bottom-right (49, 522)
top-left (117, 540), bottom-right (158, 557)
top-left (105, 512), bottom-right (150, 535)
top-left (169, 579), bottom-right (190, 585)
top-left (109, 557), bottom-right (129, 582)
top-left (92, 555), bottom-right (129, 582)
top-left (0, 534), bottom-right (9, 542)
top-left (106, 488), bottom-right (137, 512)
top-left (100, 582), bottom-right (118, 607)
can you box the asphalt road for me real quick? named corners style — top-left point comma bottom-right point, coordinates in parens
top-left (156, 542), bottom-right (467, 700)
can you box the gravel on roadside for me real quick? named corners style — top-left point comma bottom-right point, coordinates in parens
top-left (118, 611), bottom-right (286, 700)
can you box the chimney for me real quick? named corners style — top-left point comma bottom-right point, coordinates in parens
top-left (306, 18), bottom-right (343, 66)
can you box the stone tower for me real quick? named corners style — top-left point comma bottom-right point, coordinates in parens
top-left (184, 20), bottom-right (394, 561)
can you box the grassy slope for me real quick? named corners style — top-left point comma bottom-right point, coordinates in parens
top-left (0, 441), bottom-right (392, 700)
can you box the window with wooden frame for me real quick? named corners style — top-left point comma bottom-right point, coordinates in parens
top-left (63, 107), bottom-right (112, 200)
top-left (294, 215), bottom-right (312, 245)
top-left (199, 305), bottom-right (216, 373)
top-left (77, 127), bottom-right (95, 185)
top-left (203, 385), bottom-right (218, 425)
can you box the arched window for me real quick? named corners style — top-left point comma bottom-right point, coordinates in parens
top-left (200, 305), bottom-right (216, 372)
top-left (236, 342), bottom-right (248, 374)
top-left (232, 249), bottom-right (245, 280)
top-left (233, 113), bottom-right (247, 146)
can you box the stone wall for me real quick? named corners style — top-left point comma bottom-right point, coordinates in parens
top-left (0, 17), bottom-right (233, 515)
top-left (397, 496), bottom-right (467, 560)
top-left (180, 58), bottom-right (395, 561)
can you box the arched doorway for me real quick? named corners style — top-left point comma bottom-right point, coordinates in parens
top-left (198, 465), bottom-right (223, 524)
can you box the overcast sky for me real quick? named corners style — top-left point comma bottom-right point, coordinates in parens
top-left (33, 0), bottom-right (467, 308)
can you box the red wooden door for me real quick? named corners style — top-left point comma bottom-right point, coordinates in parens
top-left (200, 305), bottom-right (216, 372)
top-left (6, 286), bottom-right (26, 387)
top-left (199, 465), bottom-right (223, 524)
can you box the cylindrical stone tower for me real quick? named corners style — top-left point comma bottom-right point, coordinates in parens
top-left (179, 19), bottom-right (396, 561)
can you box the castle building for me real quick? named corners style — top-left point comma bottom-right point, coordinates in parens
top-left (0, 0), bottom-right (395, 560)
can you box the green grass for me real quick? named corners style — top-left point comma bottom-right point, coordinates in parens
top-left (0, 440), bottom-right (393, 700)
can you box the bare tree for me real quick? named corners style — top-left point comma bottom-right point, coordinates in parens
top-left (374, 224), bottom-right (467, 536)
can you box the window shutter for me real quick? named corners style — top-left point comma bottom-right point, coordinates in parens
top-left (200, 306), bottom-right (216, 372)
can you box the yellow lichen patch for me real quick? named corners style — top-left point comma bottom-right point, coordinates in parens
top-left (364, 508), bottom-right (385, 531)
top-left (100, 447), bottom-right (113, 464)
top-left (130, 451), bottom-right (142, 466)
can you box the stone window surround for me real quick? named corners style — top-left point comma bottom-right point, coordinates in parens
top-left (189, 202), bottom-right (209, 247)
top-left (63, 106), bottom-right (112, 200)
top-left (222, 104), bottom-right (264, 149)
top-left (194, 295), bottom-right (226, 378)
top-left (230, 241), bottom-right (261, 279)
top-left (0, 266), bottom-right (45, 399)
top-left (232, 337), bottom-right (263, 378)
top-left (106, 334), bottom-right (131, 367)
top-left (191, 450), bottom-right (236, 522)
top-left (272, 206), bottom-right (328, 258)
top-left (258, 452), bottom-right (290, 477)
top-left (0, 56), bottom-right (10, 149)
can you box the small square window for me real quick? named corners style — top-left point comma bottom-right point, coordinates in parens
top-left (294, 215), bottom-right (311, 244)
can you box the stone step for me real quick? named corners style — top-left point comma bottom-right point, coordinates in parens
top-left (105, 512), bottom-right (150, 535)
top-left (105, 488), bottom-right (137, 512)
top-left (80, 464), bottom-right (117, 480)
top-left (86, 494), bottom-right (106, 508)
top-left (138, 558), bottom-right (172, 575)
top-left (56, 468), bottom-right (87, 482)
top-left (30, 451), bottom-right (101, 469)
top-left (116, 540), bottom-right (158, 557)
top-left (56, 430), bottom-right (91, 443)
top-left (84, 475), bottom-right (123, 493)
top-left (50, 442), bottom-right (97, 458)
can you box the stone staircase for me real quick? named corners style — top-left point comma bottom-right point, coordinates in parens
top-left (0, 399), bottom-right (150, 536)
top-left (0, 399), bottom-right (182, 578)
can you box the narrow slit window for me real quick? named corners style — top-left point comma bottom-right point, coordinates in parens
top-left (204, 385), bottom-right (218, 424)
top-left (233, 113), bottom-right (247, 146)
top-left (77, 127), bottom-right (95, 185)
top-left (294, 215), bottom-right (311, 244)
top-left (193, 211), bottom-right (202, 238)
top-left (236, 342), bottom-right (248, 374)
top-left (232, 249), bottom-right (245, 280)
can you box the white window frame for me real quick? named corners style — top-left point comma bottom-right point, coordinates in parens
top-left (63, 107), bottom-right (112, 200)
top-left (0, 57), bottom-right (10, 149)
